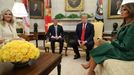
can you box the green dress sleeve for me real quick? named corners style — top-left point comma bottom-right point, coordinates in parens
top-left (111, 23), bottom-right (134, 51)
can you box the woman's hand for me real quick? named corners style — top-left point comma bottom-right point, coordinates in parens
top-left (95, 39), bottom-right (107, 46)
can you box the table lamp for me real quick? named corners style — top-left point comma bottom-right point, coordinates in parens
top-left (12, 2), bottom-right (30, 35)
top-left (12, 2), bottom-right (28, 17)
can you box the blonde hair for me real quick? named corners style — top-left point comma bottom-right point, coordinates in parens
top-left (0, 9), bottom-right (14, 26)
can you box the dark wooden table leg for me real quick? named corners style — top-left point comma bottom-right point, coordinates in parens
top-left (57, 63), bottom-right (61, 75)
top-left (36, 39), bottom-right (38, 47)
top-left (65, 47), bottom-right (68, 56)
top-left (43, 40), bottom-right (45, 50)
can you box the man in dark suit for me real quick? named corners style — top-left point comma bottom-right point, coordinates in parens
top-left (70, 14), bottom-right (94, 61)
top-left (46, 19), bottom-right (64, 54)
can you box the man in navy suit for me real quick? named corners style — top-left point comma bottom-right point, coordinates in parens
top-left (70, 14), bottom-right (94, 61)
top-left (46, 19), bottom-right (64, 54)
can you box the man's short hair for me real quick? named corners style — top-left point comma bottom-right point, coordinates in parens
top-left (52, 18), bottom-right (58, 22)
top-left (80, 13), bottom-right (88, 18)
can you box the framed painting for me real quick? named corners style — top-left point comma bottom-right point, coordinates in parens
top-left (29, 0), bottom-right (44, 19)
top-left (65, 0), bottom-right (84, 12)
top-left (108, 0), bottom-right (123, 19)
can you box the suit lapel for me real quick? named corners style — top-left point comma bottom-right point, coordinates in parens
top-left (85, 23), bottom-right (89, 31)
top-left (52, 25), bottom-right (56, 36)
top-left (85, 23), bottom-right (90, 39)
top-left (80, 23), bottom-right (83, 33)
top-left (81, 23), bottom-right (89, 33)
top-left (57, 25), bottom-right (59, 35)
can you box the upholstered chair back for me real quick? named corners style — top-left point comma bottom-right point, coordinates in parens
top-left (91, 21), bottom-right (104, 42)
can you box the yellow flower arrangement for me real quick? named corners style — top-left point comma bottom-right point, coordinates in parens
top-left (0, 40), bottom-right (40, 63)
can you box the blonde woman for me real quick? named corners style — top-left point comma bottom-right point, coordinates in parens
top-left (0, 9), bottom-right (23, 75)
top-left (0, 9), bottom-right (23, 45)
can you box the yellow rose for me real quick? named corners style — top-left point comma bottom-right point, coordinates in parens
top-left (0, 40), bottom-right (40, 63)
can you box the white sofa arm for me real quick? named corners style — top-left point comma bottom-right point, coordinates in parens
top-left (95, 59), bottom-right (134, 75)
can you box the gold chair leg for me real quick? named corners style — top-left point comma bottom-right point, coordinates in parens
top-left (45, 47), bottom-right (49, 53)
top-left (45, 47), bottom-right (47, 52)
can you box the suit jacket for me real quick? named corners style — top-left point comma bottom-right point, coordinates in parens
top-left (76, 22), bottom-right (94, 46)
top-left (46, 25), bottom-right (64, 39)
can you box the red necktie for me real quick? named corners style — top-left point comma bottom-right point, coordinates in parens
top-left (81, 23), bottom-right (86, 42)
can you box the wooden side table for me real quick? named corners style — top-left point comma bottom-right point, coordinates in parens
top-left (18, 33), bottom-right (38, 47)
top-left (18, 34), bottom-right (37, 41)
top-left (9, 53), bottom-right (62, 75)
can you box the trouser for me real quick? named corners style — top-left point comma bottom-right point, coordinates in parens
top-left (50, 38), bottom-right (64, 53)
top-left (70, 40), bottom-right (94, 60)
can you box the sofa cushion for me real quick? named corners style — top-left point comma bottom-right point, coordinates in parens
top-left (95, 59), bottom-right (134, 75)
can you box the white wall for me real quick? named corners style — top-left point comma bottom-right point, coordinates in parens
top-left (103, 0), bottom-right (122, 34)
top-left (0, 0), bottom-right (123, 33)
top-left (0, 0), bottom-right (14, 11)
top-left (51, 0), bottom-right (97, 31)
top-left (52, 0), bottom-right (97, 18)
top-left (0, 0), bottom-right (45, 32)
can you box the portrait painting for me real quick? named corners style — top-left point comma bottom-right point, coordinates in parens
top-left (108, 0), bottom-right (123, 19)
top-left (29, 0), bottom-right (44, 19)
top-left (65, 0), bottom-right (84, 12)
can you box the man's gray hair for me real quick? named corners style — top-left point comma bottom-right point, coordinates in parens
top-left (80, 13), bottom-right (88, 18)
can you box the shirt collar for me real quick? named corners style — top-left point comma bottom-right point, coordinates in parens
top-left (82, 23), bottom-right (87, 27)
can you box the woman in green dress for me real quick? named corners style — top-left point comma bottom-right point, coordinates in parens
top-left (82, 2), bottom-right (134, 75)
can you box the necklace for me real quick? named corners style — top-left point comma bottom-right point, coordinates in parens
top-left (8, 24), bottom-right (13, 33)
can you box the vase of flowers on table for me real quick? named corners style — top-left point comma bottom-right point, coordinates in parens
top-left (0, 40), bottom-right (40, 68)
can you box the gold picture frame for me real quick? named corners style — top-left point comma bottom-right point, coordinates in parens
top-left (29, 0), bottom-right (44, 19)
top-left (65, 0), bottom-right (84, 12)
top-left (108, 0), bottom-right (123, 19)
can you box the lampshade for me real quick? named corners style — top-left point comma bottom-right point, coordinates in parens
top-left (12, 2), bottom-right (28, 17)
top-left (121, 0), bottom-right (134, 5)
top-left (117, 0), bottom-right (134, 14)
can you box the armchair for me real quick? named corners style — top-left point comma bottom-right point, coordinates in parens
top-left (80, 21), bottom-right (104, 51)
top-left (44, 23), bottom-right (68, 56)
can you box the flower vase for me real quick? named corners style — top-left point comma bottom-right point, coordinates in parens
top-left (12, 60), bottom-right (35, 68)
